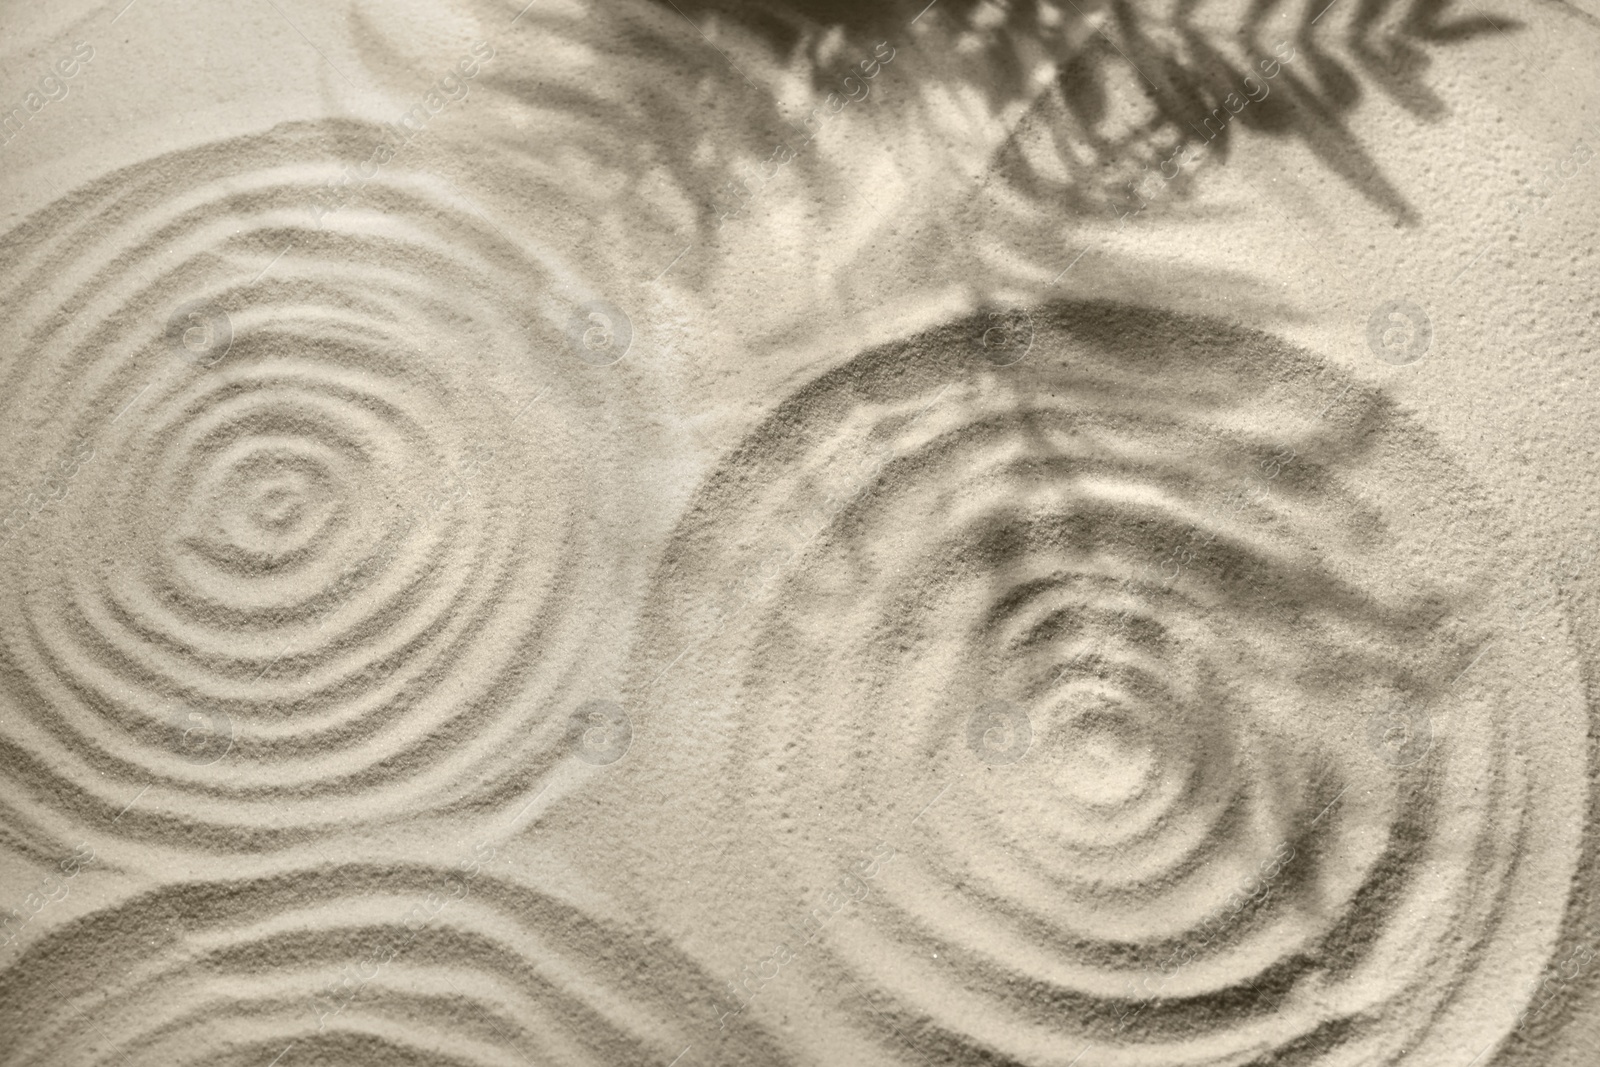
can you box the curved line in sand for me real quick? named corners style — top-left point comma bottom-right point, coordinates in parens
top-left (624, 301), bottom-right (1586, 1067)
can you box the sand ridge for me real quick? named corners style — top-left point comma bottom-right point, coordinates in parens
top-left (0, 1), bottom-right (1597, 1065)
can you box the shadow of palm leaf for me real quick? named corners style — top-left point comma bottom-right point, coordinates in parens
top-left (660, 0), bottom-right (1523, 227)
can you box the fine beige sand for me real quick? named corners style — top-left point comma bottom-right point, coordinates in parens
top-left (1, 1), bottom-right (1598, 1065)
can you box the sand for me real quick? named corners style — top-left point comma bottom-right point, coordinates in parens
top-left (0, 1), bottom-right (1597, 1065)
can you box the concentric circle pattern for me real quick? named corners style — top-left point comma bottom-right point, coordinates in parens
top-left (0, 121), bottom-right (638, 856)
top-left (628, 302), bottom-right (1585, 1066)
top-left (0, 863), bottom-right (795, 1067)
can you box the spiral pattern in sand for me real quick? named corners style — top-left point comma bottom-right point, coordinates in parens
top-left (0, 121), bottom-right (639, 857)
top-left (629, 302), bottom-right (1586, 1066)
top-left (0, 860), bottom-right (795, 1067)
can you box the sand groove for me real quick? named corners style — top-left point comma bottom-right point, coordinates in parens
top-left (0, 122), bottom-right (637, 858)
top-left (626, 302), bottom-right (1586, 1066)
top-left (0, 862), bottom-right (794, 1067)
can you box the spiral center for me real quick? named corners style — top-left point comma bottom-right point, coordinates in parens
top-left (247, 474), bottom-right (310, 531)
top-left (1043, 701), bottom-right (1159, 811)
top-left (205, 447), bottom-right (343, 566)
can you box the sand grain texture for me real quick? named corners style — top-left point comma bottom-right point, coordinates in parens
top-left (1, 1), bottom-right (1597, 1066)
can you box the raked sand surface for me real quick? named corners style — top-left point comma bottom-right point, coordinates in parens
top-left (1, 2), bottom-right (1598, 1065)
